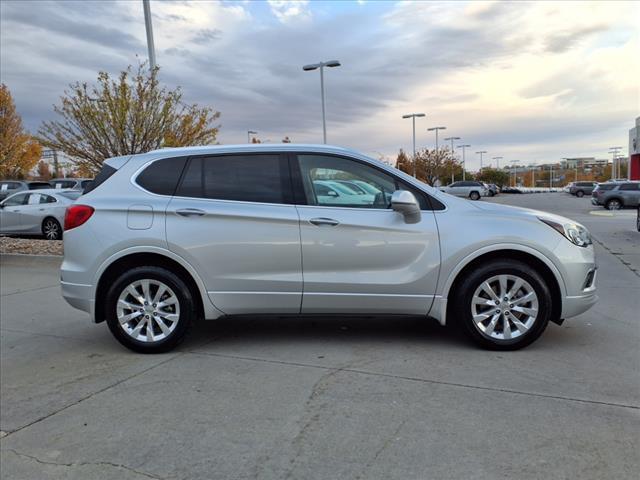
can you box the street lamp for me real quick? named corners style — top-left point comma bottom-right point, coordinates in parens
top-left (476, 150), bottom-right (487, 172)
top-left (427, 126), bottom-right (446, 152)
top-left (444, 136), bottom-right (460, 183)
top-left (608, 147), bottom-right (622, 180)
top-left (457, 144), bottom-right (471, 181)
top-left (303, 60), bottom-right (341, 144)
top-left (402, 113), bottom-right (426, 177)
top-left (247, 130), bottom-right (257, 144)
top-left (142, 0), bottom-right (157, 70)
top-left (492, 156), bottom-right (503, 169)
top-left (511, 160), bottom-right (519, 187)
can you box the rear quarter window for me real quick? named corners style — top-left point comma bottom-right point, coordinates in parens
top-left (83, 164), bottom-right (117, 194)
top-left (136, 157), bottom-right (188, 196)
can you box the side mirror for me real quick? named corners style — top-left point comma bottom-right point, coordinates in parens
top-left (391, 190), bottom-right (421, 224)
top-left (327, 190), bottom-right (338, 197)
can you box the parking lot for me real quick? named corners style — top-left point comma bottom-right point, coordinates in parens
top-left (1, 193), bottom-right (638, 479)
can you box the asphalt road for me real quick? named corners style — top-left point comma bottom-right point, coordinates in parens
top-left (1, 193), bottom-right (638, 480)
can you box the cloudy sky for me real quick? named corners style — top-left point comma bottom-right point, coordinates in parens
top-left (1, 0), bottom-right (638, 170)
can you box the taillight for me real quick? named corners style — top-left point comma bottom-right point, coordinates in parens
top-left (64, 205), bottom-right (95, 231)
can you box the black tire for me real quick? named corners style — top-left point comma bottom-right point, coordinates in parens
top-left (605, 198), bottom-right (622, 210)
top-left (575, 190), bottom-right (584, 198)
top-left (42, 217), bottom-right (62, 240)
top-left (105, 266), bottom-right (195, 353)
top-left (451, 259), bottom-right (551, 350)
top-left (469, 191), bottom-right (481, 201)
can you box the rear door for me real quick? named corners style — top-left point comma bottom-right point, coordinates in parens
top-left (166, 153), bottom-right (303, 314)
top-left (618, 183), bottom-right (640, 206)
top-left (293, 153), bottom-right (441, 315)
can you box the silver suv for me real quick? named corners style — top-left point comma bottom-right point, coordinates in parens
top-left (591, 181), bottom-right (640, 210)
top-left (61, 145), bottom-right (598, 353)
top-left (439, 181), bottom-right (488, 200)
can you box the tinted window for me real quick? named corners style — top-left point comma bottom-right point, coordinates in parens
top-left (136, 157), bottom-right (188, 195)
top-left (83, 164), bottom-right (117, 194)
top-left (177, 154), bottom-right (288, 204)
top-left (51, 180), bottom-right (77, 189)
top-left (619, 183), bottom-right (639, 191)
top-left (578, 182), bottom-right (593, 187)
top-left (596, 184), bottom-right (615, 191)
top-left (3, 193), bottom-right (28, 206)
top-left (80, 180), bottom-right (93, 189)
top-left (28, 182), bottom-right (51, 190)
top-left (40, 194), bottom-right (57, 204)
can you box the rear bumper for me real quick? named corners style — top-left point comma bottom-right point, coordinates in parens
top-left (61, 280), bottom-right (94, 319)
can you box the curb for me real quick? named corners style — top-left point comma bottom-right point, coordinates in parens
top-left (0, 253), bottom-right (63, 267)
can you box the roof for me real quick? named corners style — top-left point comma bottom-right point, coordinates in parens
top-left (145, 143), bottom-right (355, 156)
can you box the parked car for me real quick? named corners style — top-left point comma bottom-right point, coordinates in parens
top-left (0, 180), bottom-right (53, 200)
top-left (591, 181), bottom-right (640, 210)
top-left (49, 178), bottom-right (93, 191)
top-left (0, 189), bottom-right (81, 240)
top-left (439, 181), bottom-right (488, 200)
top-left (484, 183), bottom-right (499, 197)
top-left (60, 145), bottom-right (598, 353)
top-left (500, 186), bottom-right (523, 194)
top-left (569, 181), bottom-right (596, 197)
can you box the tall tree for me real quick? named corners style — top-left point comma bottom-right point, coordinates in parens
top-left (476, 168), bottom-right (510, 187)
top-left (38, 63), bottom-right (221, 175)
top-left (0, 84), bottom-right (42, 179)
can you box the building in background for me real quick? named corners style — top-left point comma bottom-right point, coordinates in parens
top-left (629, 117), bottom-right (639, 180)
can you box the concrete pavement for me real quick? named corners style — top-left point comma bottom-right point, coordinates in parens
top-left (1, 193), bottom-right (638, 479)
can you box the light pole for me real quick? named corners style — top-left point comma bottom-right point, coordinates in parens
top-left (444, 136), bottom-right (460, 183)
top-left (303, 60), bottom-right (341, 144)
top-left (549, 164), bottom-right (554, 189)
top-left (476, 150), bottom-right (487, 173)
top-left (457, 144), bottom-right (471, 181)
top-left (247, 130), bottom-right (257, 143)
top-left (142, 0), bottom-right (156, 70)
top-left (531, 165), bottom-right (535, 188)
top-left (428, 127), bottom-right (446, 152)
top-left (608, 147), bottom-right (622, 179)
top-left (511, 161), bottom-right (519, 187)
top-left (492, 156), bottom-right (503, 169)
top-left (402, 113), bottom-right (426, 177)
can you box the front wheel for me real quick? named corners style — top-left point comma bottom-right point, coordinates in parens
top-left (606, 199), bottom-right (622, 210)
top-left (575, 190), bottom-right (584, 198)
top-left (451, 259), bottom-right (551, 350)
top-left (105, 266), bottom-right (195, 353)
top-left (469, 191), bottom-right (481, 201)
top-left (42, 218), bottom-right (62, 240)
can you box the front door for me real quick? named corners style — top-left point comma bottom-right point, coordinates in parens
top-left (0, 193), bottom-right (29, 233)
top-left (293, 153), bottom-right (441, 315)
top-left (166, 153), bottom-right (303, 315)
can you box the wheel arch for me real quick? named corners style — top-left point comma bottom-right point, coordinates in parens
top-left (435, 245), bottom-right (565, 326)
top-left (93, 249), bottom-right (221, 324)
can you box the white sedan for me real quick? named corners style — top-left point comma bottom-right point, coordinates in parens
top-left (0, 189), bottom-right (80, 240)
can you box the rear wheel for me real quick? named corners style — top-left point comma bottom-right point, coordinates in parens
top-left (451, 259), bottom-right (551, 350)
top-left (606, 198), bottom-right (622, 210)
top-left (105, 266), bottom-right (195, 353)
top-left (42, 218), bottom-right (62, 240)
top-left (469, 191), bottom-right (481, 201)
top-left (575, 190), bottom-right (584, 198)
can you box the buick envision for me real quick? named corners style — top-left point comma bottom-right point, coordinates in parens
top-left (61, 145), bottom-right (597, 353)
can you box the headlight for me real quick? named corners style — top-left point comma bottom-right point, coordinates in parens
top-left (538, 217), bottom-right (592, 247)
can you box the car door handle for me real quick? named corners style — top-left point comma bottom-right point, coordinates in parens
top-left (176, 208), bottom-right (206, 217)
top-left (309, 217), bottom-right (340, 227)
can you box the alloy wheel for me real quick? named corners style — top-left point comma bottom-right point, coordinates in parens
top-left (43, 219), bottom-right (60, 240)
top-left (116, 279), bottom-right (180, 343)
top-left (607, 199), bottom-right (621, 210)
top-left (470, 274), bottom-right (539, 341)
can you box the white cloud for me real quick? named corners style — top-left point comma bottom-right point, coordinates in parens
top-left (267, 0), bottom-right (311, 24)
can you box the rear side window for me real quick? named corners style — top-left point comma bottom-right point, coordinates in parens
top-left (177, 154), bottom-right (289, 204)
top-left (40, 194), bottom-right (57, 203)
top-left (619, 183), bottom-right (639, 191)
top-left (136, 157), bottom-right (188, 195)
top-left (83, 164), bottom-right (117, 194)
top-left (596, 184), bottom-right (615, 191)
top-left (28, 182), bottom-right (51, 190)
top-left (51, 180), bottom-right (77, 189)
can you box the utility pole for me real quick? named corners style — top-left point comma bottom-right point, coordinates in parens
top-left (303, 60), bottom-right (342, 144)
top-left (511, 161), bottom-right (519, 187)
top-left (142, 0), bottom-right (157, 70)
top-left (492, 156), bottom-right (503, 169)
top-left (427, 126), bottom-right (446, 152)
top-left (476, 150), bottom-right (487, 173)
top-left (608, 147), bottom-right (622, 180)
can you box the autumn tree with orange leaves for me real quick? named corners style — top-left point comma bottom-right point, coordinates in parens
top-left (0, 84), bottom-right (42, 179)
top-left (38, 63), bottom-right (220, 175)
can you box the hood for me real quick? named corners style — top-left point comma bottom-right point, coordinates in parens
top-left (469, 199), bottom-right (583, 227)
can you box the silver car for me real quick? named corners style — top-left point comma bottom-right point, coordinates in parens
top-left (49, 178), bottom-right (94, 191)
top-left (0, 189), bottom-right (80, 240)
top-left (439, 181), bottom-right (488, 200)
top-left (60, 144), bottom-right (597, 353)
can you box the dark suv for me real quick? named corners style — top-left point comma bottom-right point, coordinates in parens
top-left (569, 181), bottom-right (596, 197)
top-left (591, 182), bottom-right (640, 210)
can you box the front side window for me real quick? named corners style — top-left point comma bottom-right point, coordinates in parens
top-left (298, 154), bottom-right (396, 209)
top-left (27, 193), bottom-right (42, 205)
top-left (176, 154), bottom-right (289, 204)
top-left (3, 193), bottom-right (28, 206)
